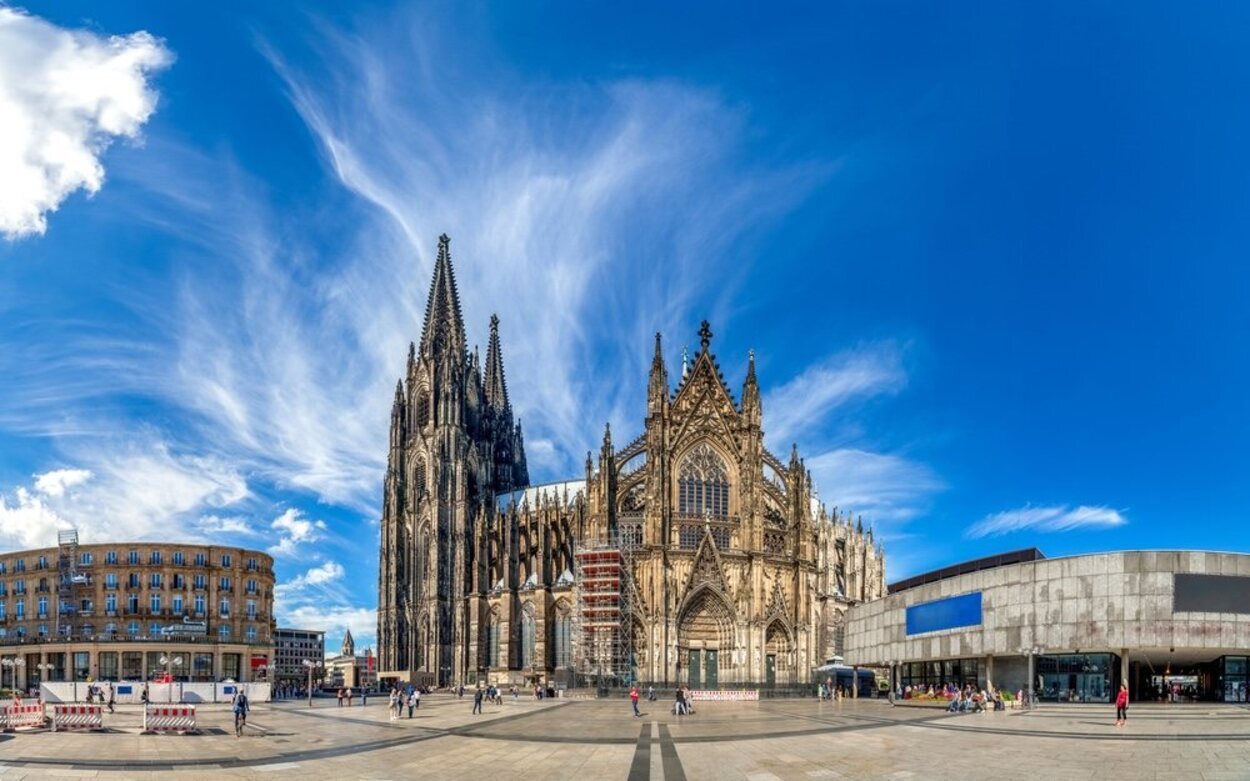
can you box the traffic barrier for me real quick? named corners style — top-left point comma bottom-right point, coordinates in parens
top-left (142, 704), bottom-right (197, 734)
top-left (51, 703), bottom-right (103, 732)
top-left (5, 702), bottom-right (46, 731)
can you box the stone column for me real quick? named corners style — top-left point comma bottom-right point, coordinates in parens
top-left (852, 664), bottom-right (859, 699)
top-left (985, 654), bottom-right (994, 691)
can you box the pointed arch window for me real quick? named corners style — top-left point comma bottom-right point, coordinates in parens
top-left (413, 458), bottom-right (427, 498)
top-left (487, 611), bottom-right (501, 668)
top-left (521, 605), bottom-right (536, 668)
top-left (416, 390), bottom-right (430, 429)
top-left (678, 443), bottom-right (730, 518)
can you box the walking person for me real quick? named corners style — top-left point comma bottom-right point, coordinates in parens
top-left (346, 687), bottom-right (353, 707)
top-left (413, 687), bottom-right (420, 711)
top-left (106, 683), bottom-right (115, 714)
top-left (407, 689), bottom-right (416, 718)
top-left (361, 688), bottom-right (368, 707)
top-left (1115, 683), bottom-right (1129, 727)
top-left (337, 687), bottom-right (344, 707)
top-left (472, 685), bottom-right (484, 715)
top-left (630, 685), bottom-right (641, 718)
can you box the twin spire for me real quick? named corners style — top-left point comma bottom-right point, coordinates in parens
top-left (419, 234), bottom-right (466, 356)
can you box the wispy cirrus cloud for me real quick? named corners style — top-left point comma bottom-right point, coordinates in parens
top-left (0, 8), bottom-right (172, 238)
top-left (806, 448), bottom-right (944, 526)
top-left (763, 341), bottom-right (907, 450)
top-left (965, 504), bottom-right (1127, 539)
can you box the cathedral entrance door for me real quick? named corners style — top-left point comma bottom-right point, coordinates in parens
top-left (766, 654), bottom-right (776, 688)
top-left (688, 649), bottom-right (701, 688)
top-left (706, 650), bottom-right (719, 688)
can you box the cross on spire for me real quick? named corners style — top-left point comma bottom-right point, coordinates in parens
top-left (699, 320), bottom-right (713, 352)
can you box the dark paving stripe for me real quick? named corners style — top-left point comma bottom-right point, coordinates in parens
top-left (658, 723), bottom-right (685, 781)
top-left (627, 723), bottom-right (651, 781)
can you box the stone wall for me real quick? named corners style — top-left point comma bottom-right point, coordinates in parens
top-left (846, 551), bottom-right (1250, 667)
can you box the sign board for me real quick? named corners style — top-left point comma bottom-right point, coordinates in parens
top-left (161, 618), bottom-right (207, 636)
top-left (905, 592), bottom-right (983, 636)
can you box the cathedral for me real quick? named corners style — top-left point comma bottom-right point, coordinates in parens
top-left (377, 235), bottom-right (886, 689)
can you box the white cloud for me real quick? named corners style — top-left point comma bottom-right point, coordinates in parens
top-left (965, 505), bottom-right (1127, 539)
top-left (763, 342), bottom-right (907, 451)
top-left (0, 439), bottom-right (249, 550)
top-left (0, 487), bottom-right (70, 549)
top-left (0, 8), bottom-right (172, 238)
top-left (280, 605), bottom-right (377, 655)
top-left (33, 468), bottom-right (93, 497)
top-left (807, 448), bottom-right (944, 526)
top-left (268, 508), bottom-right (328, 557)
top-left (304, 560), bottom-right (345, 584)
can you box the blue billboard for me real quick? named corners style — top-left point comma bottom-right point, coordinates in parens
top-left (905, 592), bottom-right (982, 636)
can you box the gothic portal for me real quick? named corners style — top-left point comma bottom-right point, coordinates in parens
top-left (377, 235), bottom-right (885, 688)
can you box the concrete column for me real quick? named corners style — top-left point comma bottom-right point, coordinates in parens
top-left (1120, 648), bottom-right (1130, 699)
top-left (1027, 653), bottom-right (1035, 706)
top-left (852, 665), bottom-right (859, 699)
top-left (985, 654), bottom-right (994, 691)
top-left (213, 648), bottom-right (223, 682)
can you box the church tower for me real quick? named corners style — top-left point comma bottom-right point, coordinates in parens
top-left (377, 234), bottom-right (528, 686)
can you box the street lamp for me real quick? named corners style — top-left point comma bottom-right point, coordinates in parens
top-left (159, 655), bottom-right (184, 703)
top-left (1, 657), bottom-right (24, 692)
top-left (302, 659), bottom-right (316, 708)
top-left (35, 661), bottom-right (54, 690)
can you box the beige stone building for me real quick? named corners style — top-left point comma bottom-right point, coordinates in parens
top-left (0, 531), bottom-right (275, 688)
top-left (378, 235), bottom-right (885, 688)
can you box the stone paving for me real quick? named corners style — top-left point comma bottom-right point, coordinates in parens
top-left (0, 695), bottom-right (1246, 779)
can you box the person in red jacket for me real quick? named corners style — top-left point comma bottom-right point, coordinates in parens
top-left (1114, 683), bottom-right (1129, 726)
top-left (630, 685), bottom-right (641, 718)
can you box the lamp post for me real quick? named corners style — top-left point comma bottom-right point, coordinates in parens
top-left (36, 661), bottom-right (54, 691)
top-left (302, 659), bottom-right (316, 708)
top-left (1, 657), bottom-right (24, 692)
top-left (159, 655), bottom-right (183, 703)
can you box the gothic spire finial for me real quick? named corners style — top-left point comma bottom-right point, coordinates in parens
top-left (484, 313), bottom-right (510, 411)
top-left (419, 233), bottom-right (466, 355)
top-left (681, 345), bottom-right (690, 378)
top-left (698, 319), bottom-right (713, 352)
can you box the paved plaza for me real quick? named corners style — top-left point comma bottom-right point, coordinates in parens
top-left (0, 695), bottom-right (1246, 780)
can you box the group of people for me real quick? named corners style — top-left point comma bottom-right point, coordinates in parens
top-left (388, 686), bottom-right (421, 719)
top-left (335, 687), bottom-right (361, 706)
top-left (271, 683), bottom-right (312, 700)
top-left (82, 682), bottom-right (117, 713)
top-left (943, 684), bottom-right (1009, 713)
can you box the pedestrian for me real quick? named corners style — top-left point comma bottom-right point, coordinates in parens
top-left (674, 687), bottom-right (686, 716)
top-left (472, 686), bottom-right (484, 715)
top-left (362, 688), bottom-right (368, 707)
top-left (337, 687), bottom-right (344, 707)
top-left (141, 683), bottom-right (149, 704)
top-left (1115, 683), bottom-right (1129, 727)
top-left (407, 689), bottom-right (416, 718)
top-left (107, 683), bottom-right (115, 714)
top-left (388, 689), bottom-right (398, 720)
top-left (413, 687), bottom-right (420, 710)
top-left (630, 685), bottom-right (641, 718)
top-left (647, 684), bottom-right (655, 702)
top-left (511, 685), bottom-right (518, 702)
top-left (346, 687), bottom-right (353, 707)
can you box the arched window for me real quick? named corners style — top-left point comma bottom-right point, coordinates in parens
top-left (554, 607), bottom-right (572, 669)
top-left (416, 391), bottom-right (430, 428)
top-left (413, 458), bottom-right (427, 498)
top-left (521, 606), bottom-right (536, 668)
top-left (487, 610), bottom-right (501, 668)
top-left (678, 443), bottom-right (730, 517)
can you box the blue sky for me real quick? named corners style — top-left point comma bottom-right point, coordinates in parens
top-left (1, 2), bottom-right (1247, 654)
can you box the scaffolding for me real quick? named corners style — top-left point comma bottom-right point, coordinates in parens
top-left (573, 530), bottom-right (637, 688)
top-left (55, 529), bottom-right (91, 639)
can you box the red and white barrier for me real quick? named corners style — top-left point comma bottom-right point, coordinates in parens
top-left (51, 704), bottom-right (103, 732)
top-left (143, 704), bottom-right (196, 734)
top-left (5, 702), bottom-right (46, 730)
top-left (687, 689), bottom-right (759, 701)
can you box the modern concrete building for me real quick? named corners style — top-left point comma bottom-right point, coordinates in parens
top-left (274, 627), bottom-right (325, 686)
top-left (845, 549), bottom-right (1250, 702)
top-left (0, 531), bottom-right (276, 688)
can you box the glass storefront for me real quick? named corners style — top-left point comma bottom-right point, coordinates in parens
top-left (1036, 653), bottom-right (1117, 702)
top-left (72, 651), bottom-right (90, 681)
top-left (222, 653), bottom-right (241, 681)
top-left (98, 652), bottom-right (118, 681)
top-left (1218, 656), bottom-right (1249, 703)
top-left (122, 652), bottom-right (142, 680)
top-left (899, 658), bottom-right (982, 691)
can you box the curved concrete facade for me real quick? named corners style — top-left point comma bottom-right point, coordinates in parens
top-left (846, 551), bottom-right (1250, 701)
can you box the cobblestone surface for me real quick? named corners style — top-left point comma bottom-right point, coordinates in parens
top-left (0, 696), bottom-right (1245, 779)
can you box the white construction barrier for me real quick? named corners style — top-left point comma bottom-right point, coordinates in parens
top-left (142, 704), bottom-right (197, 734)
top-left (51, 704), bottom-right (103, 732)
top-left (41, 681), bottom-right (271, 704)
top-left (5, 702), bottom-right (46, 730)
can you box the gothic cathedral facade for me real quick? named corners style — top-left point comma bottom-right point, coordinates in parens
top-left (378, 235), bottom-right (885, 687)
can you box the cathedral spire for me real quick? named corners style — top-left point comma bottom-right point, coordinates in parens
top-left (484, 313), bottom-right (510, 412)
top-left (648, 332), bottom-right (669, 414)
top-left (698, 319), bottom-right (713, 353)
top-left (742, 348), bottom-right (761, 422)
top-left (418, 234), bottom-right (466, 356)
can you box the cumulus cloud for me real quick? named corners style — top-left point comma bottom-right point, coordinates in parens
top-left (33, 467), bottom-right (93, 497)
top-left (280, 605), bottom-right (377, 656)
top-left (268, 508), bottom-right (328, 557)
top-left (966, 504), bottom-right (1127, 539)
top-left (0, 441), bottom-right (249, 550)
top-left (0, 8), bottom-right (172, 238)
